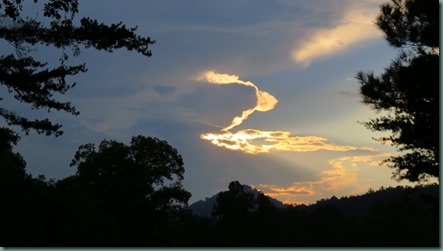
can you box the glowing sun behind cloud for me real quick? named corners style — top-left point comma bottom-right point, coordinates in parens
top-left (197, 71), bottom-right (373, 154)
top-left (254, 152), bottom-right (396, 205)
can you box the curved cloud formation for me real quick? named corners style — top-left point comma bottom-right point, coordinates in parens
top-left (197, 71), bottom-right (369, 154)
top-left (198, 71), bottom-right (278, 131)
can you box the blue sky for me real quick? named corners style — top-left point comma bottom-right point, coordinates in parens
top-left (7, 0), bottom-right (427, 204)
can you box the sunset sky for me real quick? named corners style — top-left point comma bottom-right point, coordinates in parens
top-left (9, 0), bottom-right (424, 205)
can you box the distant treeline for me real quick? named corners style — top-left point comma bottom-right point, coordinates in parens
top-left (1, 169), bottom-right (439, 247)
top-left (183, 182), bottom-right (439, 247)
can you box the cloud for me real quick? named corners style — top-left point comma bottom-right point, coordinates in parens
top-left (254, 152), bottom-right (396, 205)
top-left (200, 129), bottom-right (372, 154)
top-left (197, 71), bottom-right (376, 154)
top-left (292, 1), bottom-right (383, 66)
top-left (152, 85), bottom-right (176, 96)
top-left (335, 90), bottom-right (361, 99)
top-left (258, 184), bottom-right (315, 196)
top-left (197, 71), bottom-right (278, 131)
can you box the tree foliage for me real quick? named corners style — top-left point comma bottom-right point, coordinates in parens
top-left (376, 0), bottom-right (438, 50)
top-left (186, 181), bottom-right (439, 247)
top-left (0, 0), bottom-right (155, 136)
top-left (212, 181), bottom-right (255, 222)
top-left (0, 127), bottom-right (26, 192)
top-left (70, 135), bottom-right (191, 217)
top-left (356, 0), bottom-right (439, 182)
top-left (1, 171), bottom-right (439, 246)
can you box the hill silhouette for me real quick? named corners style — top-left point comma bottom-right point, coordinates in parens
top-left (190, 183), bottom-right (438, 218)
top-left (183, 182), bottom-right (439, 247)
top-left (189, 184), bottom-right (286, 218)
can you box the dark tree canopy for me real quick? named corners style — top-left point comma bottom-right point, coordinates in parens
top-left (376, 0), bottom-right (438, 50)
top-left (0, 0), bottom-right (155, 136)
top-left (0, 127), bottom-right (26, 189)
top-left (356, 0), bottom-right (439, 182)
top-left (70, 135), bottom-right (191, 217)
top-left (212, 181), bottom-right (255, 223)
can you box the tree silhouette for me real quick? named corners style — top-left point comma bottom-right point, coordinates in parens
top-left (210, 181), bottom-right (255, 246)
top-left (0, 0), bottom-right (155, 136)
top-left (356, 0), bottom-right (439, 182)
top-left (64, 135), bottom-right (192, 246)
top-left (70, 136), bottom-right (191, 218)
top-left (0, 128), bottom-right (62, 246)
top-left (0, 128), bottom-right (26, 186)
top-left (212, 181), bottom-right (255, 222)
top-left (0, 128), bottom-right (27, 239)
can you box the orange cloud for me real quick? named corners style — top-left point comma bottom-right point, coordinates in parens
top-left (255, 152), bottom-right (394, 205)
top-left (201, 129), bottom-right (366, 154)
top-left (292, 3), bottom-right (382, 66)
top-left (197, 71), bottom-right (278, 131)
top-left (197, 71), bottom-right (375, 154)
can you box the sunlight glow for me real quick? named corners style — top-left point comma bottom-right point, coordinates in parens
top-left (197, 71), bottom-right (277, 131)
top-left (197, 71), bottom-right (374, 154)
top-left (255, 152), bottom-right (396, 205)
top-left (201, 130), bottom-right (365, 154)
top-left (292, 6), bottom-right (382, 66)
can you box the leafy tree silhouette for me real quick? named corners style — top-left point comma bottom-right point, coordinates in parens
top-left (362, 191), bottom-right (438, 247)
top-left (69, 135), bottom-right (191, 245)
top-left (212, 181), bottom-right (255, 222)
top-left (212, 181), bottom-right (255, 246)
top-left (0, 128), bottom-right (26, 186)
top-left (2, 135), bottom-right (192, 246)
top-left (356, 0), bottom-right (439, 182)
top-left (0, 1), bottom-right (156, 241)
top-left (0, 127), bottom-right (27, 245)
top-left (0, 128), bottom-right (62, 246)
top-left (0, 0), bottom-right (155, 136)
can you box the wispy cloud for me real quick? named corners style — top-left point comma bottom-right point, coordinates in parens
top-left (200, 129), bottom-right (373, 154)
top-left (255, 152), bottom-right (396, 205)
top-left (292, 1), bottom-right (383, 66)
top-left (197, 71), bottom-right (278, 131)
top-left (196, 71), bottom-right (375, 154)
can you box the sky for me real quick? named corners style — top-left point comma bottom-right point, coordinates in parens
top-left (4, 0), bottom-right (429, 205)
